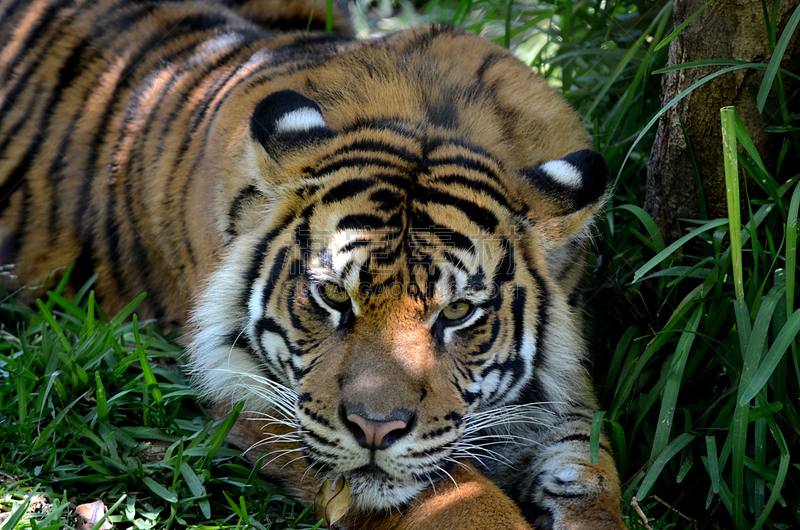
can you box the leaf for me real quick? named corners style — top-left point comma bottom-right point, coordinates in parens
top-left (618, 64), bottom-right (761, 184)
top-left (741, 308), bottom-right (800, 403)
top-left (589, 410), bottom-right (605, 465)
top-left (142, 476), bottom-right (178, 503)
top-left (633, 219), bottom-right (728, 282)
top-left (757, 3), bottom-right (800, 112)
top-left (314, 476), bottom-right (351, 528)
top-left (654, 0), bottom-right (715, 51)
top-left (705, 436), bottom-right (720, 495)
top-left (651, 305), bottom-right (703, 459)
top-left (614, 205), bottom-right (665, 253)
top-left (637, 433), bottom-right (696, 499)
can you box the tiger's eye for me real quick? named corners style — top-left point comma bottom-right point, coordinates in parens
top-left (323, 283), bottom-right (350, 305)
top-left (441, 301), bottom-right (472, 321)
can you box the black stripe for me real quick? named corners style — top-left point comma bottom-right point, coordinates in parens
top-left (78, 11), bottom-right (231, 272)
top-left (261, 245), bottom-right (290, 306)
top-left (1, 4), bottom-right (108, 216)
top-left (369, 187), bottom-right (402, 211)
top-left (72, 3), bottom-right (186, 236)
top-left (475, 52), bottom-right (505, 84)
top-left (316, 138), bottom-right (420, 165)
top-left (129, 35), bottom-right (250, 221)
top-left (409, 210), bottom-right (475, 253)
top-left (417, 188), bottom-right (498, 232)
top-left (300, 403), bottom-right (333, 428)
top-left (240, 229), bottom-right (282, 308)
top-left (553, 433), bottom-right (591, 445)
top-left (440, 250), bottom-right (468, 273)
top-left (420, 425), bottom-right (452, 440)
top-left (336, 214), bottom-right (388, 231)
top-left (0, 133), bottom-right (38, 214)
top-left (224, 185), bottom-right (261, 240)
top-left (425, 137), bottom-right (497, 164)
top-left (471, 314), bottom-right (500, 357)
top-left (302, 428), bottom-right (338, 448)
top-left (320, 178), bottom-right (376, 204)
top-left (399, 23), bottom-right (451, 54)
top-left (308, 156), bottom-right (401, 178)
top-left (338, 238), bottom-right (374, 254)
top-left (97, 17), bottom-right (232, 297)
top-left (0, 0), bottom-right (72, 86)
top-left (0, 0), bottom-right (31, 32)
top-left (431, 175), bottom-right (514, 217)
top-left (171, 33), bottom-right (280, 273)
top-left (426, 154), bottom-right (503, 183)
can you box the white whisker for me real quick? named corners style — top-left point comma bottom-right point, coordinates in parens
top-left (262, 449), bottom-right (304, 470)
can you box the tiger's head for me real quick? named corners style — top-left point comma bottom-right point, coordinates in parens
top-left (189, 31), bottom-right (607, 512)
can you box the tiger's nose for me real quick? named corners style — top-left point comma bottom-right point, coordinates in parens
top-left (342, 406), bottom-right (413, 450)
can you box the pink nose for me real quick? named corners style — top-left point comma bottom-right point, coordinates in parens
top-left (346, 413), bottom-right (408, 450)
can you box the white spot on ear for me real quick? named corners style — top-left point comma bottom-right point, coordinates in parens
top-left (540, 160), bottom-right (583, 188)
top-left (275, 107), bottom-right (326, 133)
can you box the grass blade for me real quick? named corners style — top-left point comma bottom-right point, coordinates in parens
top-left (1, 495), bottom-right (31, 530)
top-left (638, 433), bottom-right (695, 500)
top-left (786, 183), bottom-right (799, 359)
top-left (633, 218), bottom-right (728, 282)
top-left (201, 400), bottom-right (244, 469)
top-left (705, 435), bottom-right (720, 495)
top-left (589, 410), bottom-right (605, 465)
top-left (741, 307), bottom-right (800, 403)
top-left (721, 106), bottom-right (744, 306)
top-left (95, 371), bottom-right (109, 424)
top-left (142, 477), bottom-right (178, 503)
top-left (756, 4), bottom-right (800, 112)
top-left (614, 205), bottom-right (666, 253)
top-left (90, 494), bottom-right (127, 530)
top-left (35, 299), bottom-right (71, 351)
top-left (618, 64), bottom-right (759, 183)
top-left (654, 0), bottom-right (714, 51)
top-left (651, 305), bottom-right (702, 459)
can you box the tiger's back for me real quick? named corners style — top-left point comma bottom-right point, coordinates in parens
top-left (0, 0), bottom-right (582, 319)
top-left (1, 0), bottom-right (349, 322)
top-left (0, 1), bottom-right (624, 528)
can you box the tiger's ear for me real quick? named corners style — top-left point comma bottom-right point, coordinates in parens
top-left (518, 149), bottom-right (608, 244)
top-left (249, 90), bottom-right (335, 160)
top-left (520, 149), bottom-right (607, 218)
top-left (518, 149), bottom-right (607, 283)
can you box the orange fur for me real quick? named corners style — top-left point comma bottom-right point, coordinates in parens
top-left (1, 1), bottom-right (623, 527)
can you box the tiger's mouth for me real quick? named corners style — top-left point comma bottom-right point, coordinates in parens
top-left (347, 464), bottom-right (392, 480)
top-left (339, 464), bottom-right (432, 512)
top-left (298, 427), bottom-right (459, 511)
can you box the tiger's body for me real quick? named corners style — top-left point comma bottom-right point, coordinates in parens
top-left (0, 1), bottom-right (625, 528)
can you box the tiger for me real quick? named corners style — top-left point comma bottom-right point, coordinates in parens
top-left (0, 0), bottom-right (626, 528)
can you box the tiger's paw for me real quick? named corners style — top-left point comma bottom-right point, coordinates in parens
top-left (528, 462), bottom-right (626, 530)
top-left (337, 461), bottom-right (533, 530)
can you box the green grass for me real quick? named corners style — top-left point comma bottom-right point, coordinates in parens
top-left (3, 1), bottom-right (800, 529)
top-left (0, 270), bottom-right (320, 529)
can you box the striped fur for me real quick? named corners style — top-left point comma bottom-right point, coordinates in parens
top-left (0, 1), bottom-right (624, 527)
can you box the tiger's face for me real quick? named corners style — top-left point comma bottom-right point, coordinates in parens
top-left (190, 90), bottom-right (606, 510)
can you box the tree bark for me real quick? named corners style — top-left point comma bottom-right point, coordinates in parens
top-left (645, 0), bottom-right (800, 243)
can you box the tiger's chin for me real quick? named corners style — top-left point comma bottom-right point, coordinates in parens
top-left (344, 468), bottom-right (426, 512)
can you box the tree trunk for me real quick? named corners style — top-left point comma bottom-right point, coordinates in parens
top-left (645, 0), bottom-right (800, 243)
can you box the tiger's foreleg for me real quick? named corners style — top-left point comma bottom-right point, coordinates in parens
top-left (484, 413), bottom-right (626, 530)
